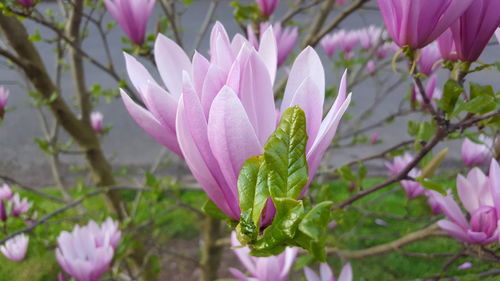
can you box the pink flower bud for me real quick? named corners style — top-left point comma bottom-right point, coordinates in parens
top-left (104, 0), bottom-right (155, 45)
top-left (256, 0), bottom-right (280, 17)
top-left (365, 60), bottom-right (376, 75)
top-left (457, 262), bottom-right (472, 270)
top-left (0, 200), bottom-right (7, 222)
top-left (0, 234), bottom-right (29, 262)
top-left (0, 87), bottom-right (9, 119)
top-left (16, 0), bottom-right (35, 8)
top-left (437, 29), bottom-right (458, 61)
top-left (418, 42), bottom-right (441, 76)
top-left (90, 111), bottom-right (104, 133)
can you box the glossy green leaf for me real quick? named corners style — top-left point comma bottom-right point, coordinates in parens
top-left (265, 106), bottom-right (309, 200)
top-left (252, 198), bottom-right (304, 254)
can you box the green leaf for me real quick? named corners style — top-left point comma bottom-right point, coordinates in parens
top-left (265, 106), bottom-right (309, 200)
top-left (252, 198), bottom-right (304, 254)
top-left (440, 79), bottom-right (463, 115)
top-left (416, 122), bottom-right (435, 142)
top-left (470, 83), bottom-right (494, 100)
top-left (417, 179), bottom-right (446, 195)
top-left (338, 165), bottom-right (356, 182)
top-left (202, 200), bottom-right (229, 221)
top-left (295, 202), bottom-right (333, 261)
top-left (237, 156), bottom-right (269, 226)
top-left (461, 95), bottom-right (496, 114)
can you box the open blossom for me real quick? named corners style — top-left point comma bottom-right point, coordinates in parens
top-left (320, 30), bottom-right (358, 58)
top-left (385, 153), bottom-right (425, 198)
top-left (461, 135), bottom-right (493, 167)
top-left (412, 74), bottom-right (442, 109)
top-left (418, 42), bottom-right (441, 76)
top-left (304, 263), bottom-right (352, 281)
top-left (256, 0), bottom-right (280, 17)
top-left (431, 159), bottom-right (500, 245)
top-left (356, 25), bottom-right (383, 50)
top-left (90, 112), bottom-right (104, 133)
top-left (16, 0), bottom-right (35, 8)
top-left (10, 193), bottom-right (31, 217)
top-left (229, 232), bottom-right (297, 281)
top-left (0, 184), bottom-right (13, 200)
top-left (1, 234), bottom-right (29, 262)
top-left (450, 0), bottom-right (500, 62)
top-left (104, 0), bottom-right (155, 45)
top-left (0, 86), bottom-right (9, 119)
top-left (121, 23), bottom-right (351, 221)
top-left (437, 29), bottom-right (458, 61)
top-left (375, 42), bottom-right (398, 59)
top-left (248, 22), bottom-right (298, 67)
top-left (376, 0), bottom-right (474, 49)
top-left (56, 218), bottom-right (120, 281)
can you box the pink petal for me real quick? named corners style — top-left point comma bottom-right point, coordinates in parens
top-left (154, 34), bottom-right (192, 98)
top-left (258, 26), bottom-right (278, 83)
top-left (121, 90), bottom-right (182, 157)
top-left (338, 263), bottom-right (353, 281)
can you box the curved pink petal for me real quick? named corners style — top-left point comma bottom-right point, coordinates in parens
top-left (338, 263), bottom-right (353, 281)
top-left (141, 81), bottom-right (178, 133)
top-left (239, 50), bottom-right (276, 145)
top-left (192, 51), bottom-right (210, 97)
top-left (124, 53), bottom-right (158, 101)
top-left (304, 267), bottom-right (320, 281)
top-left (154, 34), bottom-right (192, 98)
top-left (319, 263), bottom-right (333, 281)
top-left (201, 64), bottom-right (227, 117)
top-left (258, 26), bottom-right (278, 83)
top-left (456, 174), bottom-right (479, 214)
top-left (489, 159), bottom-right (500, 216)
top-left (282, 47), bottom-right (325, 112)
top-left (121, 90), bottom-right (182, 157)
top-left (207, 86), bottom-right (263, 199)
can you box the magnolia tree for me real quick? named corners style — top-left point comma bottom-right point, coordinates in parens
top-left (0, 0), bottom-right (499, 280)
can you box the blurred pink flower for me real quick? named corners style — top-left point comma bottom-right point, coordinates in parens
top-left (0, 184), bottom-right (13, 200)
top-left (412, 74), bottom-right (442, 109)
top-left (256, 0), bottom-right (280, 17)
top-left (56, 218), bottom-right (120, 281)
top-left (121, 23), bottom-right (351, 221)
top-left (10, 193), bottom-right (31, 217)
top-left (437, 29), bottom-right (458, 61)
top-left (304, 263), bottom-right (352, 281)
top-left (457, 262), bottom-right (472, 270)
top-left (104, 0), bottom-right (155, 45)
top-left (16, 0), bottom-right (35, 8)
top-left (248, 22), bottom-right (298, 66)
top-left (1, 234), bottom-right (29, 262)
top-left (90, 112), bottom-right (104, 133)
top-left (461, 135), bottom-right (493, 167)
top-left (230, 232), bottom-right (297, 281)
top-left (385, 153), bottom-right (425, 198)
top-left (369, 131), bottom-right (379, 144)
top-left (418, 42), bottom-right (442, 76)
top-left (0, 86), bottom-right (9, 119)
top-left (365, 60), bottom-right (376, 75)
top-left (376, 0), bottom-right (474, 49)
top-left (356, 25), bottom-right (383, 51)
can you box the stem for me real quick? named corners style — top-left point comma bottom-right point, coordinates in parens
top-left (199, 215), bottom-right (224, 281)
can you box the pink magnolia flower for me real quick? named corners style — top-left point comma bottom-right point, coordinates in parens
top-left (56, 218), bottom-right (120, 281)
top-left (418, 42), bottom-right (441, 76)
top-left (461, 135), bottom-right (493, 167)
top-left (1, 234), bottom-right (29, 262)
top-left (10, 193), bottom-right (31, 217)
top-left (431, 159), bottom-right (500, 245)
top-left (16, 0), bottom-right (35, 8)
top-left (375, 42), bottom-right (399, 59)
top-left (0, 200), bottom-right (6, 221)
top-left (369, 132), bottom-right (379, 144)
top-left (320, 30), bottom-right (357, 58)
top-left (0, 184), bottom-right (13, 200)
top-left (229, 232), bottom-right (297, 281)
top-left (304, 263), bottom-right (352, 281)
top-left (412, 74), bottom-right (442, 109)
top-left (0, 86), bottom-right (9, 119)
top-left (248, 22), bottom-right (298, 67)
top-left (357, 25), bottom-right (383, 51)
top-left (256, 0), bottom-right (280, 17)
top-left (104, 0), bottom-right (155, 45)
top-left (425, 190), bottom-right (443, 214)
top-left (365, 60), bottom-right (376, 75)
top-left (320, 33), bottom-right (340, 56)
top-left (385, 153), bottom-right (426, 198)
top-left (450, 0), bottom-right (500, 62)
top-left (437, 29), bottom-right (458, 61)
top-left (376, 0), bottom-right (474, 49)
top-left (121, 23), bottom-right (351, 221)
top-left (90, 112), bottom-right (104, 133)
